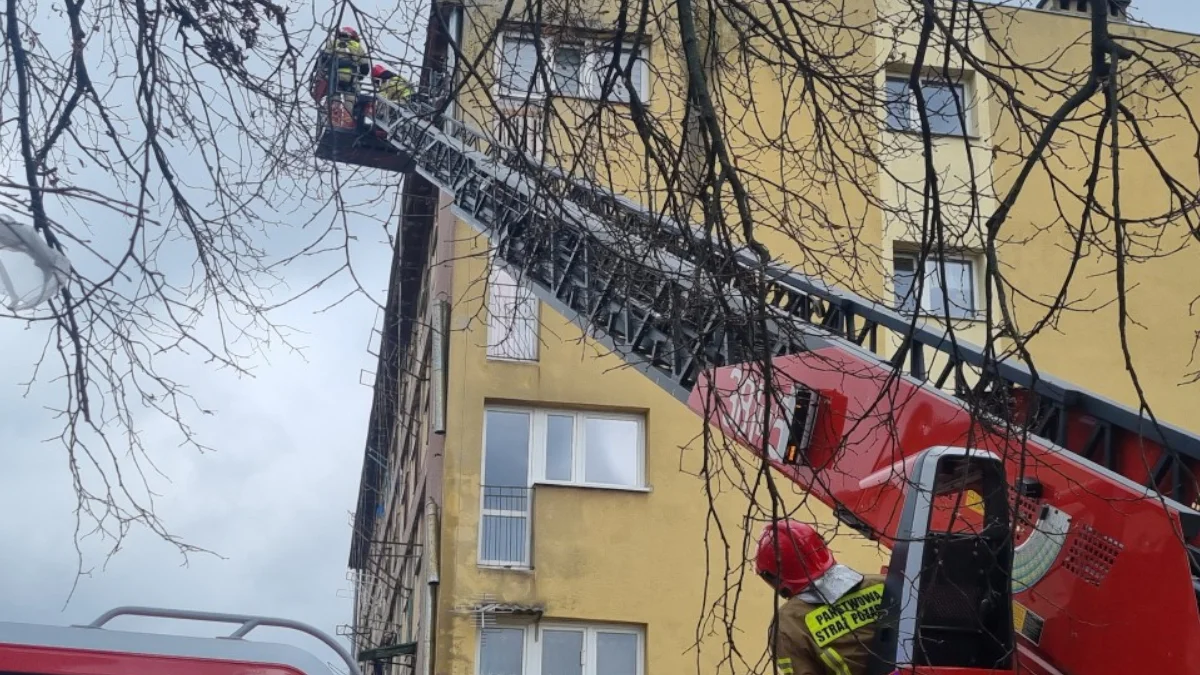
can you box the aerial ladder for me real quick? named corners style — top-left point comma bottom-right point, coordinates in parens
top-left (3, 48), bottom-right (1200, 675)
top-left (308, 55), bottom-right (1200, 675)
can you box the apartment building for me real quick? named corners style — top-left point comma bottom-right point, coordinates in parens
top-left (347, 2), bottom-right (1200, 675)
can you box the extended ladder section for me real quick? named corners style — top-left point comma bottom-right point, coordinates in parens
top-left (314, 65), bottom-right (1200, 675)
top-left (317, 79), bottom-right (1200, 510)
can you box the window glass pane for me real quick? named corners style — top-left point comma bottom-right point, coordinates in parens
top-left (480, 514), bottom-right (528, 564)
top-left (545, 414), bottom-right (575, 481)
top-left (947, 260), bottom-right (974, 317)
top-left (543, 629), bottom-right (584, 675)
top-left (926, 259), bottom-right (974, 318)
top-left (480, 627), bottom-right (524, 675)
top-left (597, 44), bottom-right (636, 102)
top-left (485, 410), bottom-right (530, 488)
top-left (627, 47), bottom-right (643, 99)
top-left (923, 82), bottom-right (965, 135)
top-left (584, 417), bottom-right (640, 486)
top-left (501, 37), bottom-right (539, 94)
top-left (596, 632), bottom-right (638, 675)
top-left (884, 78), bottom-right (911, 130)
top-left (893, 255), bottom-right (917, 314)
top-left (554, 46), bottom-right (583, 95)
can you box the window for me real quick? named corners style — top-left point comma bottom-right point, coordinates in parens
top-left (479, 406), bottom-right (646, 566)
top-left (553, 45), bottom-right (584, 96)
top-left (885, 75), bottom-right (967, 136)
top-left (487, 258), bottom-right (539, 361)
top-left (500, 36), bottom-right (542, 95)
top-left (893, 252), bottom-right (977, 319)
top-left (481, 409), bottom-right (533, 566)
top-left (597, 42), bottom-right (645, 103)
top-left (479, 627), bottom-right (526, 675)
top-left (478, 624), bottom-right (644, 675)
top-left (497, 31), bottom-right (648, 103)
top-left (484, 407), bottom-right (646, 490)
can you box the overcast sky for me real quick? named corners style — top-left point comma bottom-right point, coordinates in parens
top-left (1, 1), bottom-right (1197, 673)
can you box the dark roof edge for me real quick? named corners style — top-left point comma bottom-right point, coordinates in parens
top-left (347, 0), bottom-right (449, 572)
top-left (348, 218), bottom-right (406, 570)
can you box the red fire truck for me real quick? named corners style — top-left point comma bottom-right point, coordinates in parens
top-left (0, 607), bottom-right (359, 675)
top-left (0, 448), bottom-right (1010, 675)
top-left (2, 44), bottom-right (1197, 675)
top-left (308, 50), bottom-right (1200, 673)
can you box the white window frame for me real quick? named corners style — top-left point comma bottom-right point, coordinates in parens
top-left (476, 623), bottom-right (646, 675)
top-left (496, 30), bottom-right (649, 103)
top-left (478, 407), bottom-right (535, 569)
top-left (481, 405), bottom-right (648, 491)
top-left (893, 251), bottom-right (979, 320)
top-left (476, 625), bottom-right (528, 675)
top-left (478, 406), bottom-right (647, 568)
top-left (533, 410), bottom-right (646, 490)
top-left (486, 256), bottom-right (540, 362)
top-left (884, 73), bottom-right (970, 136)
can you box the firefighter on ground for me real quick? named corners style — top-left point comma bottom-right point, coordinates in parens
top-left (371, 64), bottom-right (414, 104)
top-left (317, 26), bottom-right (368, 95)
top-left (756, 520), bottom-right (887, 675)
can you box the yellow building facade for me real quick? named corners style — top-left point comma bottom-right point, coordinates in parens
top-left (349, 3), bottom-right (1200, 675)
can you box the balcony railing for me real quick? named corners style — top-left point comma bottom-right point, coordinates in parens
top-left (479, 485), bottom-right (533, 568)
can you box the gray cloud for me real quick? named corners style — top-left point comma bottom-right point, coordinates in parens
top-left (0, 280), bottom-right (382, 667)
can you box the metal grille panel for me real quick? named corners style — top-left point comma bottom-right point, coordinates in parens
top-left (1064, 524), bottom-right (1124, 587)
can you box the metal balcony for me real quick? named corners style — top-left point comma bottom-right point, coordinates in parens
top-left (479, 485), bottom-right (533, 569)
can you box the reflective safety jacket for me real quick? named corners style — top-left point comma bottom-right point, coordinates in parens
top-left (769, 574), bottom-right (887, 675)
top-left (379, 76), bottom-right (413, 103)
top-left (322, 36), bottom-right (366, 79)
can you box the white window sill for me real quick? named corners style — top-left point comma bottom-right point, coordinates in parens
top-left (534, 479), bottom-right (651, 493)
top-left (495, 89), bottom-right (547, 103)
top-left (894, 311), bottom-right (987, 329)
top-left (883, 127), bottom-right (983, 143)
top-left (478, 562), bottom-right (533, 572)
top-left (551, 93), bottom-right (640, 106)
top-left (904, 311), bottom-right (985, 324)
top-left (497, 91), bottom-right (639, 107)
top-left (485, 354), bottom-right (540, 364)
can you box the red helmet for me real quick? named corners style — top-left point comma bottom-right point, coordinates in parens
top-left (338, 26), bottom-right (358, 39)
top-left (755, 520), bottom-right (835, 597)
top-left (371, 64), bottom-right (394, 79)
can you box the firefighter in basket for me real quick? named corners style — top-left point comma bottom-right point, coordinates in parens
top-left (371, 64), bottom-right (414, 104)
top-left (757, 520), bottom-right (888, 675)
top-left (364, 64), bottom-right (414, 135)
top-left (313, 26), bottom-right (368, 99)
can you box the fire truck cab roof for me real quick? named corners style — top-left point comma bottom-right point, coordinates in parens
top-left (0, 606), bottom-right (359, 675)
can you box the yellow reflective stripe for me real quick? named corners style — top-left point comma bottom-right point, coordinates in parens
top-left (803, 583), bottom-right (886, 648)
top-left (819, 647), bottom-right (852, 675)
top-left (776, 656), bottom-right (794, 674)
